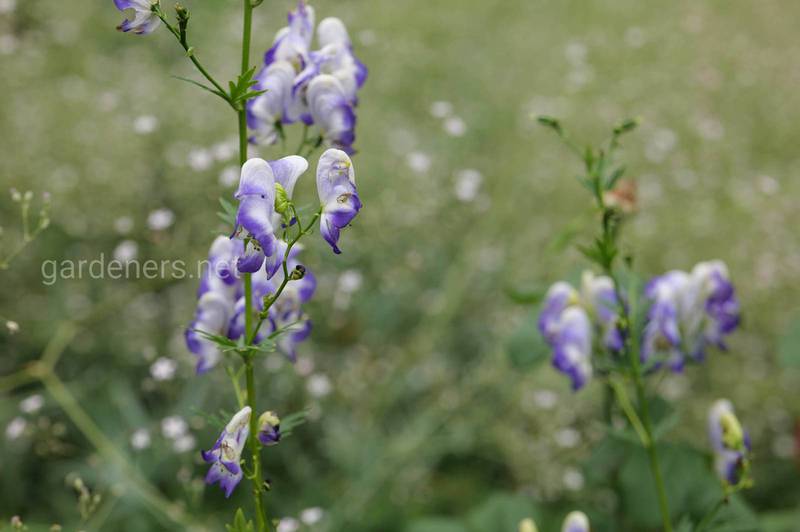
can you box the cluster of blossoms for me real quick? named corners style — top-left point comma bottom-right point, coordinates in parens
top-left (185, 149), bottom-right (360, 372)
top-left (202, 407), bottom-right (283, 496)
top-left (519, 511), bottom-right (590, 532)
top-left (539, 260), bottom-right (740, 390)
top-left (642, 260), bottom-right (740, 371)
top-left (708, 399), bottom-right (752, 488)
top-left (247, 0), bottom-right (367, 153)
top-left (538, 271), bottom-right (624, 390)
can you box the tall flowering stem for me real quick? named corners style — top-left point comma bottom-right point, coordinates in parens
top-left (538, 117), bottom-right (673, 532)
top-left (117, 1), bottom-right (367, 527)
top-left (235, 0), bottom-right (271, 529)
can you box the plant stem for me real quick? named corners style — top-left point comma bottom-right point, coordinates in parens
top-left (237, 0), bottom-right (268, 529)
top-left (249, 210), bottom-right (321, 343)
top-left (156, 11), bottom-right (233, 107)
top-left (695, 496), bottom-right (726, 532)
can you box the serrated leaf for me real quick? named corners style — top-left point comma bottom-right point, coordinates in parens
top-left (191, 328), bottom-right (239, 348)
top-left (226, 508), bottom-right (255, 532)
top-left (172, 75), bottom-right (227, 100)
top-left (280, 408), bottom-right (309, 437)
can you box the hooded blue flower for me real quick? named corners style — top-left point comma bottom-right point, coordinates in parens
top-left (114, 0), bottom-right (161, 34)
top-left (185, 237), bottom-right (241, 373)
top-left (307, 75), bottom-right (356, 153)
top-left (233, 156), bottom-right (309, 275)
top-left (293, 17), bottom-right (368, 106)
top-left (264, 0), bottom-right (315, 71)
top-left (202, 406), bottom-right (251, 498)
top-left (708, 399), bottom-right (751, 486)
top-left (642, 260), bottom-right (740, 371)
top-left (248, 61), bottom-right (296, 146)
top-left (316, 149), bottom-right (361, 254)
top-left (257, 411), bottom-right (281, 446)
top-left (539, 272), bottom-right (623, 390)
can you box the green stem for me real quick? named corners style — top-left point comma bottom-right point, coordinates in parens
top-left (237, 0), bottom-right (269, 529)
top-left (249, 210), bottom-right (321, 343)
top-left (156, 11), bottom-right (232, 107)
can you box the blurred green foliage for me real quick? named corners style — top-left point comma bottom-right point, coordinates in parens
top-left (1, 0), bottom-right (799, 530)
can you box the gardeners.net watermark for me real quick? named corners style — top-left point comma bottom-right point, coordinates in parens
top-left (40, 254), bottom-right (223, 286)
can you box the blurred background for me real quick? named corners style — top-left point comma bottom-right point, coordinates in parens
top-left (1, 0), bottom-right (799, 530)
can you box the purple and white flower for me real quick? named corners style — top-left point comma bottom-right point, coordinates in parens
top-left (202, 406), bottom-right (251, 498)
top-left (114, 0), bottom-right (161, 35)
top-left (316, 149), bottom-right (361, 254)
top-left (185, 237), bottom-right (240, 374)
top-left (264, 0), bottom-right (315, 71)
top-left (248, 62), bottom-right (296, 146)
top-left (561, 511), bottom-right (590, 532)
top-left (270, 259), bottom-right (315, 361)
top-left (538, 272), bottom-right (623, 390)
top-left (642, 260), bottom-right (740, 371)
top-left (257, 411), bottom-right (281, 446)
top-left (233, 156), bottom-right (309, 276)
top-left (307, 75), bottom-right (356, 153)
top-left (708, 399), bottom-right (751, 486)
top-left (293, 18), bottom-right (368, 105)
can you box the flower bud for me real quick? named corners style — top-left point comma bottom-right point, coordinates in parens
top-left (257, 411), bottom-right (281, 446)
top-left (561, 511), bottom-right (590, 532)
top-left (518, 518), bottom-right (539, 532)
top-left (274, 183), bottom-right (290, 215)
top-left (289, 264), bottom-right (306, 281)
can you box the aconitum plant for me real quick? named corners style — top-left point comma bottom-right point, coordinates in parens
top-left (535, 118), bottom-right (751, 532)
top-left (115, 0), bottom-right (366, 528)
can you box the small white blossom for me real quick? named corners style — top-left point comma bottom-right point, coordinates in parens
top-left (150, 357), bottom-right (178, 381)
top-left (131, 428), bottom-right (151, 450)
top-left (114, 216), bottom-right (134, 234)
top-left (5, 417), bottom-right (26, 440)
top-left (5, 320), bottom-right (19, 335)
top-left (277, 517), bottom-right (300, 532)
top-left (113, 240), bottom-right (138, 263)
top-left (19, 394), bottom-right (43, 414)
top-left (443, 116), bottom-right (467, 137)
top-left (429, 100), bottom-right (453, 118)
top-left (307, 374), bottom-right (332, 398)
top-left (219, 165), bottom-right (239, 187)
top-left (161, 415), bottom-right (188, 440)
top-left (554, 427), bottom-right (581, 448)
top-left (300, 507), bottom-right (324, 525)
top-left (173, 434), bottom-right (196, 453)
top-left (188, 148), bottom-right (214, 171)
top-left (133, 115), bottom-right (158, 135)
top-left (454, 168), bottom-right (483, 202)
top-left (147, 208), bottom-right (175, 231)
top-left (405, 151), bottom-right (431, 174)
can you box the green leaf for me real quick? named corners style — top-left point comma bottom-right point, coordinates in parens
top-left (778, 314), bottom-right (800, 367)
top-left (190, 328), bottom-right (238, 348)
top-left (172, 75), bottom-right (227, 99)
top-left (605, 166), bottom-right (626, 190)
top-left (226, 508), bottom-right (255, 532)
top-left (280, 408), bottom-right (309, 437)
